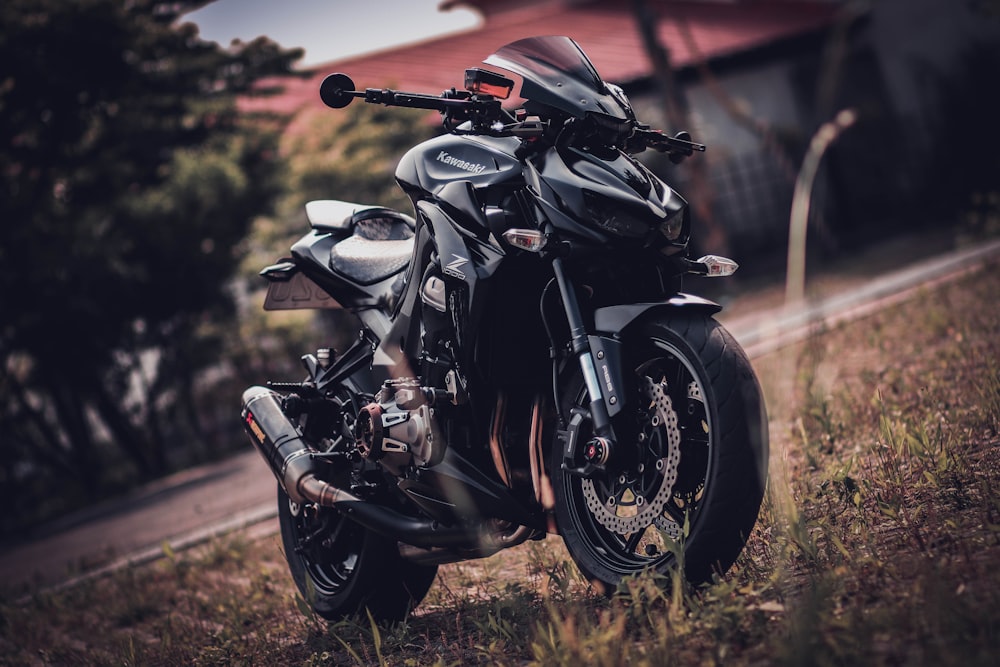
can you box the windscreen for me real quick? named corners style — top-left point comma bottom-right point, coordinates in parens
top-left (484, 36), bottom-right (631, 120)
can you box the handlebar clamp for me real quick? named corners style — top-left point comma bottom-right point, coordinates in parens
top-left (364, 88), bottom-right (391, 104)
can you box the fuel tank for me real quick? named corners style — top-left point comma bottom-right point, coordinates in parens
top-left (395, 133), bottom-right (524, 205)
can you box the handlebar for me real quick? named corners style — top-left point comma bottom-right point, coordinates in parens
top-left (366, 88), bottom-right (503, 120)
top-left (320, 72), bottom-right (503, 125)
top-left (320, 73), bottom-right (706, 159)
top-left (632, 128), bottom-right (706, 158)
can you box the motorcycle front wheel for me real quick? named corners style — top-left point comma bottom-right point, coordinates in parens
top-left (551, 312), bottom-right (768, 590)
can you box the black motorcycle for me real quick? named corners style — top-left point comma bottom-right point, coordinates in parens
top-left (242, 36), bottom-right (768, 622)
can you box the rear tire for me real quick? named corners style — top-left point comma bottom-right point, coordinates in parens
top-left (277, 386), bottom-right (437, 623)
top-left (278, 487), bottom-right (438, 623)
top-left (551, 313), bottom-right (768, 589)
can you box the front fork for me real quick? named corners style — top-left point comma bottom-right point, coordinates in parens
top-left (547, 243), bottom-right (733, 479)
top-left (551, 256), bottom-right (623, 477)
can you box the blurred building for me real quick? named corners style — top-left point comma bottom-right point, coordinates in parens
top-left (253, 0), bottom-right (1000, 257)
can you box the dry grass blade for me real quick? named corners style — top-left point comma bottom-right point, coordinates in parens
top-left (2, 265), bottom-right (999, 666)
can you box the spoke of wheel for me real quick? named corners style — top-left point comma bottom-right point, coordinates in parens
top-left (687, 427), bottom-right (709, 442)
top-left (671, 369), bottom-right (688, 405)
top-left (624, 530), bottom-right (644, 554)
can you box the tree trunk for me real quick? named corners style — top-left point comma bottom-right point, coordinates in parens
top-left (630, 0), bottom-right (730, 256)
top-left (90, 379), bottom-right (157, 480)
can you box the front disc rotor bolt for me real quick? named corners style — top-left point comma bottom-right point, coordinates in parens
top-left (636, 495), bottom-right (645, 506)
top-left (656, 459), bottom-right (665, 471)
top-left (651, 415), bottom-right (660, 426)
top-left (608, 497), bottom-right (616, 506)
top-left (619, 475), bottom-right (627, 485)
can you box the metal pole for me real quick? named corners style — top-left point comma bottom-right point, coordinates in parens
top-left (785, 108), bottom-right (859, 308)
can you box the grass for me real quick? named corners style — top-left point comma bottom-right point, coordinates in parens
top-left (2, 263), bottom-right (999, 666)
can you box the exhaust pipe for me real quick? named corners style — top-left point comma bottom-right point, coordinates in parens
top-left (241, 386), bottom-right (355, 507)
top-left (240, 386), bottom-right (484, 548)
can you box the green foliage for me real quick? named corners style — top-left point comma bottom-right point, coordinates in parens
top-left (280, 101), bottom-right (438, 215)
top-left (0, 0), bottom-right (303, 535)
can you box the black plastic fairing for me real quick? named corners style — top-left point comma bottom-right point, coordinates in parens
top-left (409, 447), bottom-right (544, 529)
top-left (290, 231), bottom-right (392, 309)
top-left (530, 144), bottom-right (687, 247)
top-left (395, 133), bottom-right (523, 207)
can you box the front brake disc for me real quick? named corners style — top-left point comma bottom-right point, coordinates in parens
top-left (581, 376), bottom-right (681, 536)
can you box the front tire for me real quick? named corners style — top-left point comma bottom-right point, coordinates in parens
top-left (551, 313), bottom-right (768, 589)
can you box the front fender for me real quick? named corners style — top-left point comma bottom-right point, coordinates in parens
top-left (587, 294), bottom-right (721, 418)
top-left (593, 293), bottom-right (721, 336)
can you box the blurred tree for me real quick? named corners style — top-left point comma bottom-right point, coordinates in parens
top-left (282, 102), bottom-right (435, 213)
top-left (0, 0), bottom-right (303, 532)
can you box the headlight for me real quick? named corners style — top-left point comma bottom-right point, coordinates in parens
top-left (659, 206), bottom-right (684, 241)
top-left (582, 190), bottom-right (651, 239)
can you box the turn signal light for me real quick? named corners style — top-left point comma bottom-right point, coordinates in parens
top-left (502, 228), bottom-right (548, 252)
top-left (695, 255), bottom-right (739, 277)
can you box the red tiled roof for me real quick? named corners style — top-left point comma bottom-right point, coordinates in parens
top-left (243, 1), bottom-right (837, 117)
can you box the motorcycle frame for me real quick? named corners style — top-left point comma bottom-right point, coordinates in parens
top-left (257, 138), bottom-right (726, 552)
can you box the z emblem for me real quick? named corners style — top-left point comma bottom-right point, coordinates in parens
top-left (444, 253), bottom-right (468, 280)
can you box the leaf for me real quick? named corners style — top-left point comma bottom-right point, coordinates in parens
top-left (877, 500), bottom-right (898, 519)
top-left (828, 532), bottom-right (852, 560)
top-left (294, 593), bottom-right (314, 621)
top-left (366, 608), bottom-right (385, 666)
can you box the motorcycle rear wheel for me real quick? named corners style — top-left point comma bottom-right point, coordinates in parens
top-left (551, 312), bottom-right (768, 590)
top-left (277, 487), bottom-right (438, 622)
top-left (277, 387), bottom-right (437, 623)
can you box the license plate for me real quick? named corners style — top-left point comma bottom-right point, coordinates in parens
top-left (263, 271), bottom-right (340, 311)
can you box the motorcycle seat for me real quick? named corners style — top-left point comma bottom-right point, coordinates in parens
top-left (307, 199), bottom-right (415, 285)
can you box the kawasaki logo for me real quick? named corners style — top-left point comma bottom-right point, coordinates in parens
top-left (436, 151), bottom-right (488, 174)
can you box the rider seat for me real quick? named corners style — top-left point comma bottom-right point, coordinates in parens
top-left (306, 200), bottom-right (415, 285)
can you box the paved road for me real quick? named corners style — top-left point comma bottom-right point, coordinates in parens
top-left (2, 450), bottom-right (278, 595)
top-left (3, 236), bottom-right (999, 595)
